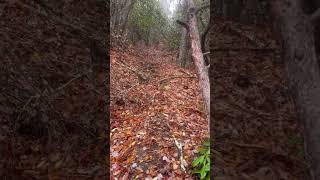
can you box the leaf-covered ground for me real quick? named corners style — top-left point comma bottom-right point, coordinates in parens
top-left (0, 1), bottom-right (107, 179)
top-left (110, 44), bottom-right (209, 179)
top-left (211, 18), bottom-right (309, 179)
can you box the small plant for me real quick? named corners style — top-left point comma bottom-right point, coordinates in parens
top-left (192, 138), bottom-right (210, 180)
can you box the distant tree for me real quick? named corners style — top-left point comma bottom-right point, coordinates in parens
top-left (126, 0), bottom-right (169, 45)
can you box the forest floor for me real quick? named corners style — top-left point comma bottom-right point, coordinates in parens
top-left (211, 18), bottom-right (309, 179)
top-left (110, 44), bottom-right (209, 179)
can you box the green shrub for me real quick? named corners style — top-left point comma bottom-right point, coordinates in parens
top-left (192, 138), bottom-right (210, 180)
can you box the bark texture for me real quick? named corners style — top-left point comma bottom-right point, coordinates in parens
top-left (187, 0), bottom-right (210, 129)
top-left (178, 0), bottom-right (192, 67)
top-left (271, 1), bottom-right (320, 179)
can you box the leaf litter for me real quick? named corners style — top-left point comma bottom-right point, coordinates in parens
top-left (210, 17), bottom-right (308, 179)
top-left (110, 44), bottom-right (209, 179)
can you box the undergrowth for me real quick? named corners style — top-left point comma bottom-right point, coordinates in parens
top-left (192, 138), bottom-right (210, 179)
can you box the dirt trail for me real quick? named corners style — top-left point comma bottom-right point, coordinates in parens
top-left (110, 45), bottom-right (209, 179)
top-left (211, 18), bottom-right (308, 179)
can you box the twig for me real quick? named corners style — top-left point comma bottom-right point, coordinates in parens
top-left (163, 116), bottom-right (187, 173)
top-left (173, 134), bottom-right (187, 173)
top-left (55, 71), bottom-right (91, 92)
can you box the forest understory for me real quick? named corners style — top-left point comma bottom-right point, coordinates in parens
top-left (211, 17), bottom-right (309, 179)
top-left (110, 44), bottom-right (209, 179)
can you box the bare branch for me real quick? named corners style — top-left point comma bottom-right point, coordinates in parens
top-left (176, 20), bottom-right (189, 30)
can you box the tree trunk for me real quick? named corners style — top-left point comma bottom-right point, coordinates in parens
top-left (187, 0), bottom-right (210, 130)
top-left (178, 0), bottom-right (192, 68)
top-left (178, 27), bottom-right (188, 67)
top-left (270, 1), bottom-right (320, 179)
top-left (121, 0), bottom-right (135, 35)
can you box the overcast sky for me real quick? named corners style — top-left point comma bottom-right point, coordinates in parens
top-left (160, 0), bottom-right (179, 18)
top-left (169, 0), bottom-right (179, 16)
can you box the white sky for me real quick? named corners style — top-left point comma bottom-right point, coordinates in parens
top-left (169, 0), bottom-right (179, 15)
top-left (160, 0), bottom-right (179, 18)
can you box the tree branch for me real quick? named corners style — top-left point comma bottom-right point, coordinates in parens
top-left (176, 20), bottom-right (189, 30)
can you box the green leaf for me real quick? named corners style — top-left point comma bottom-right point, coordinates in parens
top-left (192, 138), bottom-right (212, 179)
top-left (203, 141), bottom-right (210, 147)
top-left (206, 148), bottom-right (210, 155)
top-left (204, 162), bottom-right (210, 171)
top-left (206, 156), bottom-right (210, 165)
top-left (198, 147), bottom-right (207, 154)
top-left (192, 155), bottom-right (204, 167)
top-left (200, 165), bottom-right (207, 179)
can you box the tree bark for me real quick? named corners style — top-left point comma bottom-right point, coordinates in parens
top-left (270, 0), bottom-right (320, 179)
top-left (187, 0), bottom-right (210, 130)
top-left (178, 0), bottom-right (192, 68)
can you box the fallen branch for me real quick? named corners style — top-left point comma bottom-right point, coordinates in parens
top-left (114, 60), bottom-right (149, 82)
top-left (163, 114), bottom-right (187, 173)
top-left (158, 75), bottom-right (196, 84)
top-left (173, 135), bottom-right (187, 173)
